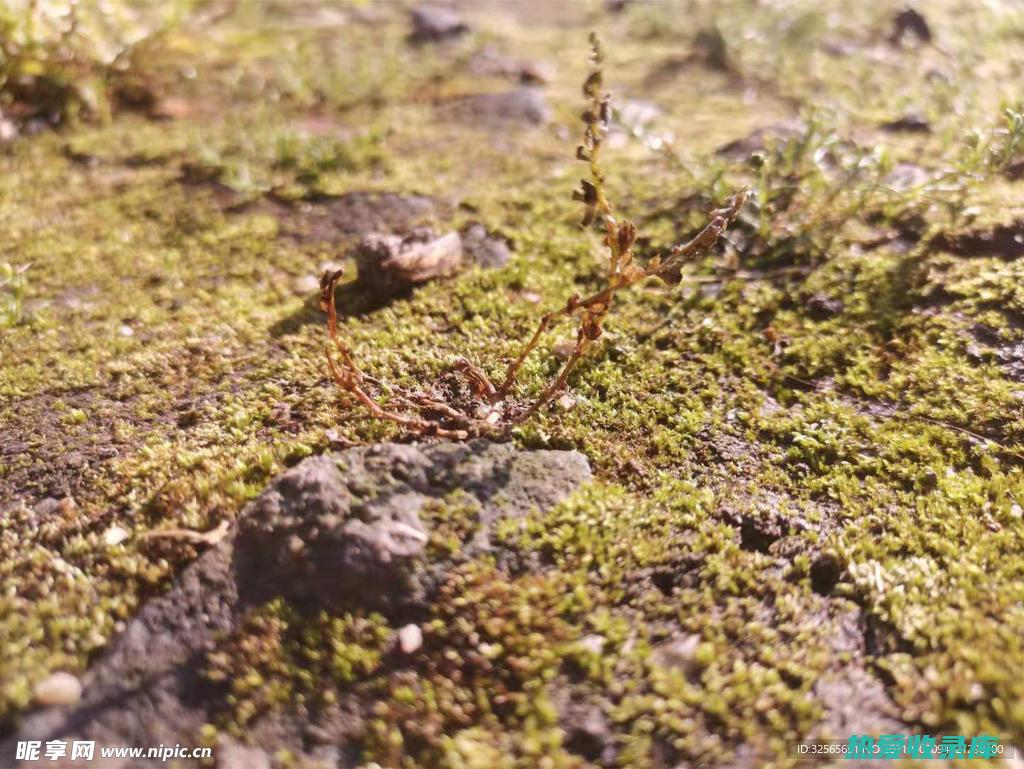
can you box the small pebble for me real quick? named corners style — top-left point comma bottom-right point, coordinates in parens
top-left (805, 293), bottom-right (844, 320)
top-left (397, 623), bottom-right (423, 654)
top-left (269, 401), bottom-right (292, 424)
top-left (34, 671), bottom-right (83, 706)
top-left (216, 737), bottom-right (272, 769)
top-left (552, 338), bottom-right (575, 361)
top-left (103, 525), bottom-right (130, 546)
top-left (409, 5), bottom-right (468, 43)
top-left (652, 634), bottom-right (701, 674)
top-left (292, 274), bottom-right (320, 295)
top-left (118, 325), bottom-right (134, 337)
top-left (460, 223), bottom-right (511, 269)
top-left (0, 117), bottom-right (17, 142)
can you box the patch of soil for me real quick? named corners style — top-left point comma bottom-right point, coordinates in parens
top-left (715, 122), bottom-right (804, 161)
top-left (0, 388), bottom-right (137, 507)
top-left (255, 192), bottom-right (443, 244)
top-left (932, 221), bottom-right (1024, 260)
top-left (0, 345), bottom-right (282, 516)
top-left (967, 323), bottom-right (1024, 382)
top-left (178, 167), bottom-right (445, 245)
top-left (440, 88), bottom-right (551, 127)
top-left (812, 609), bottom-right (907, 740)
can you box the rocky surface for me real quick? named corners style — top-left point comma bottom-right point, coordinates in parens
top-left (272, 192), bottom-right (440, 243)
top-left (354, 229), bottom-right (463, 295)
top-left (460, 223), bottom-right (512, 269)
top-left (446, 88), bottom-right (551, 126)
top-left (353, 225), bottom-right (512, 294)
top-left (408, 5), bottom-right (468, 44)
top-left (5, 442), bottom-right (590, 767)
top-left (468, 46), bottom-right (553, 85)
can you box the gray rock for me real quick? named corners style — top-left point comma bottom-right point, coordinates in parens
top-left (651, 633), bottom-right (702, 678)
top-left (563, 704), bottom-right (611, 762)
top-left (236, 449), bottom-right (431, 611)
top-left (805, 293), bottom-right (844, 320)
top-left (216, 737), bottom-right (272, 769)
top-left (7, 441), bottom-right (591, 766)
top-left (354, 228), bottom-right (463, 295)
top-left (237, 442), bottom-right (590, 613)
top-left (468, 46), bottom-right (553, 85)
top-left (716, 122), bottom-right (804, 160)
top-left (257, 191), bottom-right (439, 243)
top-left (461, 223), bottom-right (512, 268)
top-left (450, 88), bottom-right (551, 126)
top-left (409, 5), bottom-right (468, 43)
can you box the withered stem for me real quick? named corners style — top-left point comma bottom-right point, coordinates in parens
top-left (318, 32), bottom-right (748, 438)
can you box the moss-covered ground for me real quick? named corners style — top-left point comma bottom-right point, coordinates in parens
top-left (3, 1), bottom-right (1024, 767)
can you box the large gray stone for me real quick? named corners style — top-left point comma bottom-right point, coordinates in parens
top-left (7, 441), bottom-right (591, 767)
top-left (408, 5), bottom-right (468, 43)
top-left (241, 441), bottom-right (592, 614)
top-left (449, 88), bottom-right (551, 127)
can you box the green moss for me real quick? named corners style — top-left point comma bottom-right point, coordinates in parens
top-left (202, 599), bottom-right (392, 735)
top-left (4, 2), bottom-right (1024, 766)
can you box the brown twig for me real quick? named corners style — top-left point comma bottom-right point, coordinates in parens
top-left (320, 269), bottom-right (475, 439)
top-left (318, 33), bottom-right (748, 437)
top-left (497, 32), bottom-right (747, 415)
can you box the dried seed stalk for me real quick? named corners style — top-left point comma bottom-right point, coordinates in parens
top-left (495, 32), bottom-right (748, 419)
top-left (320, 33), bottom-right (747, 437)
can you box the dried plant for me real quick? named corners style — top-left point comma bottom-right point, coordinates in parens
top-left (320, 33), bottom-right (748, 439)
